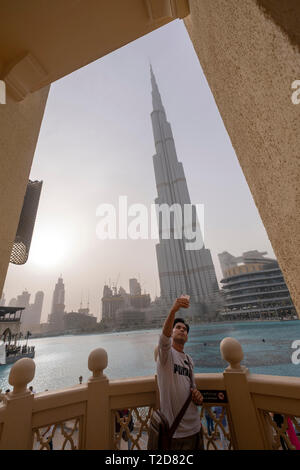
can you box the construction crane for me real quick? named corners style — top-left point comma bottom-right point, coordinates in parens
top-left (112, 272), bottom-right (120, 295)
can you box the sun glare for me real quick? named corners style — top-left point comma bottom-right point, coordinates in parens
top-left (29, 229), bottom-right (68, 268)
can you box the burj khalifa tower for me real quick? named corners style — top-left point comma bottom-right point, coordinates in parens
top-left (150, 66), bottom-right (219, 314)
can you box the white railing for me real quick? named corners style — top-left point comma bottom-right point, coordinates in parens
top-left (0, 337), bottom-right (300, 450)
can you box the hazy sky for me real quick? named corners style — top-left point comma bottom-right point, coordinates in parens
top-left (3, 20), bottom-right (274, 322)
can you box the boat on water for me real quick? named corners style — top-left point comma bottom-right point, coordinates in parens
top-left (0, 306), bottom-right (35, 365)
top-left (0, 341), bottom-right (35, 365)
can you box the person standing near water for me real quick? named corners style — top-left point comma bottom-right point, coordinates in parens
top-left (155, 296), bottom-right (204, 450)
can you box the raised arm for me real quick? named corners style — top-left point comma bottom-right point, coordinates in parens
top-left (162, 297), bottom-right (189, 337)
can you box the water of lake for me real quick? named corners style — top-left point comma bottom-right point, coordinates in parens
top-left (1, 320), bottom-right (300, 393)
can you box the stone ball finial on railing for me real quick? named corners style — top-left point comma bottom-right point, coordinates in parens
top-left (8, 358), bottom-right (36, 396)
top-left (220, 337), bottom-right (245, 371)
top-left (88, 348), bottom-right (108, 380)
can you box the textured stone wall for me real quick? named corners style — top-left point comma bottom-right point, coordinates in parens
top-left (185, 0), bottom-right (300, 316)
top-left (0, 86), bottom-right (49, 297)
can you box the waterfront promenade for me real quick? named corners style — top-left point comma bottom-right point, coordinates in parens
top-left (1, 337), bottom-right (300, 450)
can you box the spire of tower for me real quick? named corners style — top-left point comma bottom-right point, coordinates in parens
top-left (150, 64), bottom-right (164, 111)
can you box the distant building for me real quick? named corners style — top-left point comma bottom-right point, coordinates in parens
top-left (144, 297), bottom-right (169, 328)
top-left (78, 307), bottom-right (90, 315)
top-left (101, 279), bottom-right (152, 329)
top-left (218, 250), bottom-right (268, 277)
top-left (116, 309), bottom-right (145, 329)
top-left (129, 279), bottom-right (150, 309)
top-left (101, 285), bottom-right (126, 325)
top-left (219, 252), bottom-right (297, 321)
top-left (20, 291), bottom-right (44, 332)
top-left (6, 290), bottom-right (44, 332)
top-left (33, 291), bottom-right (44, 323)
top-left (16, 290), bottom-right (30, 309)
top-left (129, 278), bottom-right (141, 296)
top-left (64, 307), bottom-right (97, 333)
top-left (129, 294), bottom-right (151, 310)
top-left (48, 277), bottom-right (65, 331)
top-left (8, 298), bottom-right (17, 307)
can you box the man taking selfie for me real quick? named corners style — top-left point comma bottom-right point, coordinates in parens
top-left (156, 296), bottom-right (204, 450)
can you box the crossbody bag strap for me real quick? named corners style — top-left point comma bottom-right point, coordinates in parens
top-left (169, 356), bottom-right (194, 438)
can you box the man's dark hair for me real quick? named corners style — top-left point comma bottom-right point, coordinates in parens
top-left (173, 318), bottom-right (189, 334)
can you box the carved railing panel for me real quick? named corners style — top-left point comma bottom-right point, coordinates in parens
top-left (112, 406), bottom-right (154, 450)
top-left (113, 404), bottom-right (233, 450)
top-left (261, 411), bottom-right (300, 450)
top-left (200, 405), bottom-right (233, 450)
top-left (32, 417), bottom-right (81, 450)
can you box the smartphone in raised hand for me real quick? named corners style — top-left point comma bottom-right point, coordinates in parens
top-left (180, 294), bottom-right (190, 300)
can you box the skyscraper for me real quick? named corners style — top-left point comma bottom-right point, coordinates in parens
top-left (129, 278), bottom-right (141, 296)
top-left (19, 290), bottom-right (44, 332)
top-left (16, 290), bottom-right (31, 309)
top-left (31, 290), bottom-right (44, 324)
top-left (150, 66), bottom-right (219, 314)
top-left (48, 277), bottom-right (65, 330)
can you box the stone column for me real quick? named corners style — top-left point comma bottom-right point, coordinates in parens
top-left (0, 86), bottom-right (49, 297)
top-left (184, 0), bottom-right (300, 316)
top-left (85, 348), bottom-right (110, 449)
top-left (220, 337), bottom-right (265, 449)
top-left (0, 357), bottom-right (36, 449)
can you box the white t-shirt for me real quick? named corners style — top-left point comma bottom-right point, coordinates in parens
top-left (156, 333), bottom-right (201, 438)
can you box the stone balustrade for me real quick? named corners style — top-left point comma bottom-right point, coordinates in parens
top-left (0, 337), bottom-right (300, 450)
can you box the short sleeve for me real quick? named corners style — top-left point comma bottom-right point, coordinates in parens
top-left (186, 354), bottom-right (196, 388)
top-left (158, 333), bottom-right (172, 366)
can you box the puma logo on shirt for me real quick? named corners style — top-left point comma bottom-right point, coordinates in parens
top-left (174, 363), bottom-right (191, 377)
